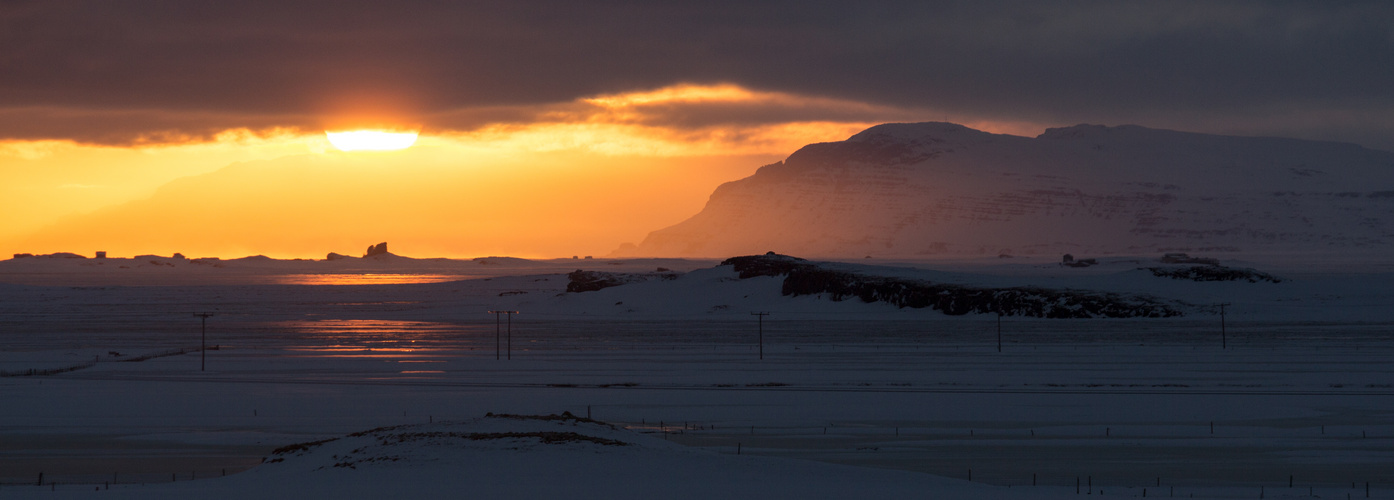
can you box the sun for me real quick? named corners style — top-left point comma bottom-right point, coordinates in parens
top-left (325, 130), bottom-right (419, 151)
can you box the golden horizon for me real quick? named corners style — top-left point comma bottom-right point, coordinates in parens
top-left (325, 130), bottom-right (420, 151)
top-left (0, 84), bottom-right (1045, 260)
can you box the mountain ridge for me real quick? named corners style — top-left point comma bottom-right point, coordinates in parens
top-left (617, 122), bottom-right (1394, 260)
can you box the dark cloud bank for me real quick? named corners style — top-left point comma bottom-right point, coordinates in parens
top-left (3, 0), bottom-right (1393, 149)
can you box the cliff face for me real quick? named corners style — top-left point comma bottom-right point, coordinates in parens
top-left (620, 122), bottom-right (1394, 259)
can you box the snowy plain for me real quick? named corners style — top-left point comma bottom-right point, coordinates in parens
top-left (1, 253), bottom-right (1393, 499)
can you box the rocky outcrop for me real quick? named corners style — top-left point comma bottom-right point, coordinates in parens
top-left (566, 270), bottom-right (681, 293)
top-left (364, 242), bottom-right (388, 257)
top-left (12, 252), bottom-right (87, 259)
top-left (1145, 266), bottom-right (1281, 283)
top-left (722, 253), bottom-right (1182, 318)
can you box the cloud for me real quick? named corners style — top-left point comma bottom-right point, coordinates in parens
top-left (0, 79), bottom-right (1056, 259)
top-left (3, 1), bottom-right (1392, 149)
top-left (0, 107), bottom-right (313, 145)
top-left (422, 83), bottom-right (951, 156)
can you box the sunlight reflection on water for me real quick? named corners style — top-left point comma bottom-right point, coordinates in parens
top-left (269, 274), bottom-right (468, 285)
top-left (275, 319), bottom-right (487, 354)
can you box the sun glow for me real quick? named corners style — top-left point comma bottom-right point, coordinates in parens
top-left (2, 82), bottom-right (1055, 260)
top-left (325, 130), bottom-right (419, 151)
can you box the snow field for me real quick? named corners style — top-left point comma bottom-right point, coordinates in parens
top-left (3, 257), bottom-right (1394, 498)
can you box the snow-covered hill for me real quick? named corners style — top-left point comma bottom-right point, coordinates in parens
top-left (618, 123), bottom-right (1394, 261)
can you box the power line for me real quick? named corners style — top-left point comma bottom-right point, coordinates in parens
top-left (193, 312), bottom-right (214, 371)
top-left (997, 312), bottom-right (1003, 353)
top-left (1218, 303), bottom-right (1231, 349)
top-left (488, 310), bottom-right (519, 360)
top-left (751, 312), bottom-right (770, 360)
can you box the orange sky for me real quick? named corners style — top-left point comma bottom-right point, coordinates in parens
top-left (2, 84), bottom-right (1048, 259)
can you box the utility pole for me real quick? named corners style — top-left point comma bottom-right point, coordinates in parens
top-left (751, 312), bottom-right (770, 359)
top-left (193, 312), bottom-right (214, 371)
top-left (488, 311), bottom-right (519, 360)
top-left (1218, 303), bottom-right (1231, 349)
top-left (997, 312), bottom-right (1002, 353)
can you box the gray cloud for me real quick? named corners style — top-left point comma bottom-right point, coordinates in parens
top-left (3, 0), bottom-right (1393, 149)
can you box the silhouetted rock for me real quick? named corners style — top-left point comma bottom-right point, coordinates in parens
top-left (34, 252), bottom-right (86, 259)
top-left (326, 252), bottom-right (353, 261)
top-left (364, 242), bottom-right (388, 257)
top-left (724, 252), bottom-right (810, 279)
top-left (721, 253), bottom-right (1182, 318)
top-left (232, 255), bottom-right (275, 262)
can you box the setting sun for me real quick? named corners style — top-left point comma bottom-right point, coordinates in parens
top-left (325, 130), bottom-right (420, 151)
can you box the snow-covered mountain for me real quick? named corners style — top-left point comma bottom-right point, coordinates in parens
top-left (617, 123), bottom-right (1394, 261)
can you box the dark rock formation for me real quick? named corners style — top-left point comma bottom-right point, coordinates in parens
top-left (566, 270), bottom-right (681, 293)
top-left (26, 252), bottom-right (87, 259)
top-left (326, 252), bottom-right (353, 261)
top-left (722, 253), bottom-right (1182, 318)
top-left (364, 242), bottom-right (388, 257)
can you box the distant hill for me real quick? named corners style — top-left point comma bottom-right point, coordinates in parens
top-left (616, 122), bottom-right (1394, 260)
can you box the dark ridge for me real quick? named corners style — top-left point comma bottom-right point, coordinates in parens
top-left (270, 437), bottom-right (339, 456)
top-left (0, 357), bottom-right (98, 377)
top-left (721, 253), bottom-right (1182, 319)
top-left (485, 411), bottom-right (615, 429)
top-left (375, 431), bottom-right (627, 447)
top-left (1146, 266), bottom-right (1282, 283)
top-left (347, 424), bottom-right (412, 438)
top-left (565, 270), bottom-right (680, 293)
top-left (118, 347), bottom-right (195, 362)
top-left (781, 135), bottom-right (943, 171)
